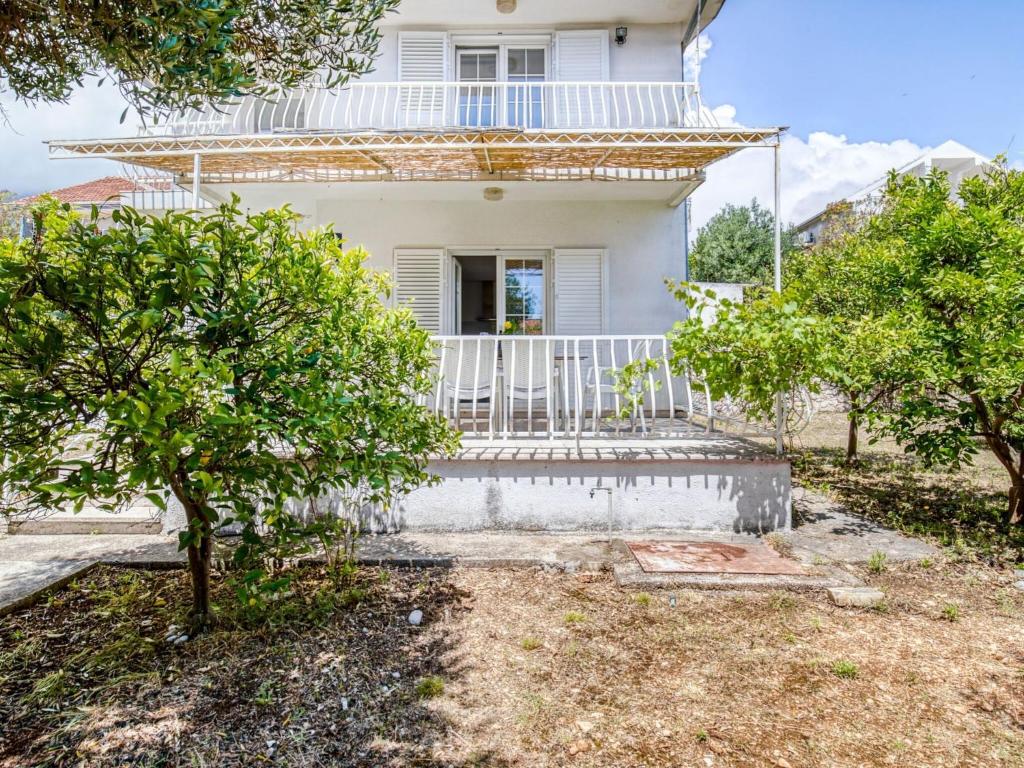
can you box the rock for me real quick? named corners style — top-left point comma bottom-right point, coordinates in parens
top-left (1013, 579), bottom-right (1024, 592)
top-left (408, 609), bottom-right (424, 626)
top-left (827, 586), bottom-right (885, 608)
top-left (576, 720), bottom-right (594, 733)
top-left (775, 759), bottom-right (793, 768)
top-left (568, 739), bottom-right (591, 756)
top-left (173, 634), bottom-right (189, 645)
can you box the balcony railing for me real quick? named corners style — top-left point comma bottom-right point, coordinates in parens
top-left (147, 81), bottom-right (714, 137)
top-left (421, 335), bottom-right (779, 443)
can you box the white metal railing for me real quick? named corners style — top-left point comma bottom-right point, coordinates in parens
top-left (422, 335), bottom-right (731, 442)
top-left (145, 82), bottom-right (715, 137)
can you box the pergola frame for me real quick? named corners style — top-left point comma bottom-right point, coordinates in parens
top-left (48, 128), bottom-right (781, 183)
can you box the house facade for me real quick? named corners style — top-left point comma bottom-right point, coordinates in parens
top-left (45, 0), bottom-right (792, 534)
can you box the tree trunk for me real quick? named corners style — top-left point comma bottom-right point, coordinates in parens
top-left (168, 471), bottom-right (214, 634)
top-left (846, 391), bottom-right (860, 464)
top-left (1009, 480), bottom-right (1023, 529)
top-left (185, 520), bottom-right (213, 634)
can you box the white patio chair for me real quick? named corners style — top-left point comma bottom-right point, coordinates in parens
top-left (439, 337), bottom-right (500, 436)
top-left (500, 337), bottom-right (560, 437)
top-left (582, 339), bottom-right (650, 435)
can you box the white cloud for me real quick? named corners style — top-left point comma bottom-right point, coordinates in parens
top-left (683, 33), bottom-right (712, 81)
top-left (1, 81), bottom-right (133, 197)
top-left (690, 129), bottom-right (926, 233)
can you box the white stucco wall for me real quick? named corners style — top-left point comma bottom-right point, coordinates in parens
top-left (309, 197), bottom-right (687, 334)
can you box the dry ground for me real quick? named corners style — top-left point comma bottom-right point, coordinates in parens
top-left (2, 413), bottom-right (1022, 767)
top-left (1, 560), bottom-right (1022, 768)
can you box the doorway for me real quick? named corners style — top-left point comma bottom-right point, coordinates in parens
top-left (450, 250), bottom-right (548, 335)
top-left (452, 255), bottom-right (497, 335)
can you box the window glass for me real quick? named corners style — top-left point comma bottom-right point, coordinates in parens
top-left (503, 258), bottom-right (544, 335)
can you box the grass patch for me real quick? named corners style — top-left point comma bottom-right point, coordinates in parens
top-left (415, 675), bottom-right (445, 699)
top-left (831, 660), bottom-right (860, 680)
top-left (563, 610), bottom-right (587, 626)
top-left (941, 603), bottom-right (961, 622)
top-left (631, 592), bottom-right (652, 607)
top-left (521, 636), bottom-right (542, 651)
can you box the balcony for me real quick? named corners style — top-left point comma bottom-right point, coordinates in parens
top-left (148, 81), bottom-right (716, 137)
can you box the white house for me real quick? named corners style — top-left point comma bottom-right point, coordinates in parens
top-left (796, 139), bottom-right (992, 246)
top-left (46, 0), bottom-right (792, 534)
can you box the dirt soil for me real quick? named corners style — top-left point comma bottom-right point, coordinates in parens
top-left (1, 560), bottom-right (1022, 768)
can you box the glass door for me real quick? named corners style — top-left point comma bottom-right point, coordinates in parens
top-left (457, 48), bottom-right (498, 127)
top-left (506, 47), bottom-right (546, 128)
top-left (500, 255), bottom-right (546, 335)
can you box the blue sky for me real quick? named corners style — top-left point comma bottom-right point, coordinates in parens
top-left (702, 0), bottom-right (1023, 161)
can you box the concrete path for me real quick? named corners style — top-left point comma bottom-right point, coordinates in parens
top-left (0, 493), bottom-right (936, 615)
top-left (789, 489), bottom-right (938, 564)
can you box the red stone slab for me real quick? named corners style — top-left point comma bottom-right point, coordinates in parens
top-left (627, 541), bottom-right (806, 575)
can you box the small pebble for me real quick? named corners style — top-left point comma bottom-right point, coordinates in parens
top-left (1013, 579), bottom-right (1024, 592)
top-left (408, 609), bottom-right (423, 626)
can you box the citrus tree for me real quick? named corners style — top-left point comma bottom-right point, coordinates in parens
top-left (0, 200), bottom-right (458, 631)
top-left (850, 165), bottom-right (1024, 529)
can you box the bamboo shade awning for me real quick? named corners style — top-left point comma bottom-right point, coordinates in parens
top-left (48, 128), bottom-right (782, 183)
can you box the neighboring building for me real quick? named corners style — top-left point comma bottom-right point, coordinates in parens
top-left (42, 0), bottom-right (793, 535)
top-left (796, 140), bottom-right (991, 246)
top-left (15, 173), bottom-right (210, 237)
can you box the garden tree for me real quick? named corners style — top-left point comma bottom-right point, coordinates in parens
top-left (847, 166), bottom-right (1024, 529)
top-left (0, 200), bottom-right (458, 631)
top-left (617, 282), bottom-right (832, 435)
top-left (689, 200), bottom-right (799, 285)
top-left (785, 200), bottom-right (908, 463)
top-left (0, 0), bottom-right (399, 118)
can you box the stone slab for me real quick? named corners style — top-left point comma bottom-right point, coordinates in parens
top-left (827, 586), bottom-right (886, 608)
top-left (0, 559), bottom-right (98, 616)
top-left (627, 540), bottom-right (806, 575)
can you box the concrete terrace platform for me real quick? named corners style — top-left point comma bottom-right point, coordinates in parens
top-left (0, 493), bottom-right (938, 615)
top-left (394, 434), bottom-right (792, 534)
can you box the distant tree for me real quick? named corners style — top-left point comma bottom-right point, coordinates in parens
top-left (0, 200), bottom-right (458, 632)
top-left (0, 0), bottom-right (399, 119)
top-left (0, 192), bottom-right (18, 239)
top-left (689, 200), bottom-right (799, 285)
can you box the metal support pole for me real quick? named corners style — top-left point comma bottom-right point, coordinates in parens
top-left (191, 153), bottom-right (201, 210)
top-left (773, 141), bottom-right (785, 454)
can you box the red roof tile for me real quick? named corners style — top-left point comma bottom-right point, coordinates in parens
top-left (21, 176), bottom-right (138, 205)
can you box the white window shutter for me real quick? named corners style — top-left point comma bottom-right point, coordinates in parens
top-left (553, 31), bottom-right (609, 127)
top-left (398, 32), bottom-right (448, 124)
top-left (394, 249), bottom-right (445, 333)
top-left (398, 32), bottom-right (449, 81)
top-left (553, 249), bottom-right (607, 334)
top-left (554, 30), bottom-right (609, 81)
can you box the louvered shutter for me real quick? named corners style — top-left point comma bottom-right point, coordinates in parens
top-left (553, 31), bottom-right (609, 128)
top-left (394, 249), bottom-right (445, 333)
top-left (553, 249), bottom-right (607, 334)
top-left (398, 32), bottom-right (448, 126)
